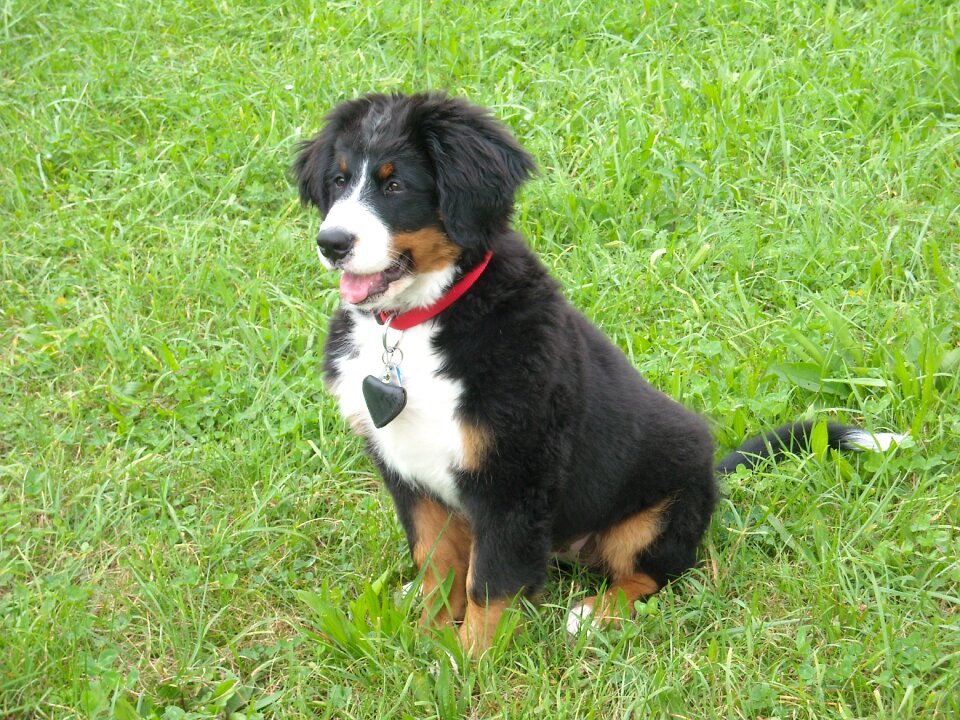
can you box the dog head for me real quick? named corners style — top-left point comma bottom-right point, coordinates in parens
top-left (293, 93), bottom-right (535, 312)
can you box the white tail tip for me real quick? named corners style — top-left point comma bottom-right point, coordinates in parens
top-left (840, 430), bottom-right (909, 452)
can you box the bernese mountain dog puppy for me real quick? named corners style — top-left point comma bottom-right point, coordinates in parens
top-left (293, 92), bottom-right (903, 656)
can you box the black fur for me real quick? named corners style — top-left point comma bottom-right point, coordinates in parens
top-left (294, 95), bottom-right (391, 212)
top-left (295, 92), bottom-right (875, 622)
top-left (429, 233), bottom-right (719, 594)
top-left (295, 95), bottom-right (444, 244)
top-left (715, 420), bottom-right (863, 474)
top-left (418, 96), bottom-right (536, 249)
top-left (294, 93), bottom-right (535, 258)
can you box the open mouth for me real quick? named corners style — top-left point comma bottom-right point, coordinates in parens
top-left (338, 252), bottom-right (413, 305)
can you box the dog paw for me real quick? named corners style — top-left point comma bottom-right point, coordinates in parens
top-left (565, 603), bottom-right (595, 635)
top-left (430, 650), bottom-right (460, 676)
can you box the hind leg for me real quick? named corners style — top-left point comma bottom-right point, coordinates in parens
top-left (566, 494), bottom-right (708, 634)
top-left (566, 572), bottom-right (661, 633)
top-left (566, 501), bottom-right (666, 632)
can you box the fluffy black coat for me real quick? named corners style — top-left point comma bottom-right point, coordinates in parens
top-left (297, 92), bottom-right (872, 620)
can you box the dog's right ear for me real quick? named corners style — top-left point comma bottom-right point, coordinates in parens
top-left (292, 97), bottom-right (373, 214)
top-left (292, 126), bottom-right (336, 213)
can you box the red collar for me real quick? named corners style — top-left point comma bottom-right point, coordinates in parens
top-left (377, 251), bottom-right (493, 331)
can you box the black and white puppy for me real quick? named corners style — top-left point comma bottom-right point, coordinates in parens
top-left (293, 92), bottom-right (902, 655)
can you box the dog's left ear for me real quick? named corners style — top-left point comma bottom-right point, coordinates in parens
top-left (419, 95), bottom-right (536, 249)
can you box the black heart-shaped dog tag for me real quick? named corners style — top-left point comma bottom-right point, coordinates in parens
top-left (362, 375), bottom-right (407, 428)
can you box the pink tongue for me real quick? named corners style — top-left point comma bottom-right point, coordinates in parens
top-left (339, 272), bottom-right (384, 304)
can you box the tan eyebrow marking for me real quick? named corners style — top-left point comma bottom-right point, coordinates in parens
top-left (338, 157), bottom-right (347, 173)
top-left (377, 162), bottom-right (395, 180)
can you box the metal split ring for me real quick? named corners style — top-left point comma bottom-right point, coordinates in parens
top-left (382, 347), bottom-right (403, 368)
top-left (381, 314), bottom-right (405, 352)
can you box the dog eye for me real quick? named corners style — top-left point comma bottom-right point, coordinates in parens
top-left (333, 175), bottom-right (346, 188)
top-left (385, 180), bottom-right (401, 194)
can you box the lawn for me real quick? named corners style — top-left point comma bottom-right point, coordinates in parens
top-left (2, 0), bottom-right (958, 717)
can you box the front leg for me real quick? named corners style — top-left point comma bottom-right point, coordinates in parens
top-left (458, 504), bottom-right (550, 657)
top-left (411, 498), bottom-right (471, 626)
top-left (382, 473), bottom-right (472, 626)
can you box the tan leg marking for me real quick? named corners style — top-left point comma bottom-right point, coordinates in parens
top-left (573, 501), bottom-right (670, 629)
top-left (459, 596), bottom-right (509, 658)
top-left (412, 498), bottom-right (471, 626)
top-left (458, 547), bottom-right (519, 658)
top-left (596, 500), bottom-right (669, 578)
top-left (578, 572), bottom-right (660, 628)
top-left (459, 421), bottom-right (492, 472)
top-left (392, 228), bottom-right (461, 274)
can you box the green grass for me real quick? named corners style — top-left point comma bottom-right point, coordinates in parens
top-left (2, 0), bottom-right (959, 717)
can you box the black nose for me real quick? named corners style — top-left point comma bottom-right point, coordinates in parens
top-left (316, 228), bottom-right (355, 262)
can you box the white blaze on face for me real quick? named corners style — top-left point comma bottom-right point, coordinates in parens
top-left (318, 161), bottom-right (393, 274)
top-left (314, 157), bottom-right (459, 312)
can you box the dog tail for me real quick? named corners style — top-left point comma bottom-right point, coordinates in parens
top-left (715, 420), bottom-right (906, 475)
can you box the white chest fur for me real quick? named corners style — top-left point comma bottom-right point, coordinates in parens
top-left (331, 312), bottom-right (467, 509)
